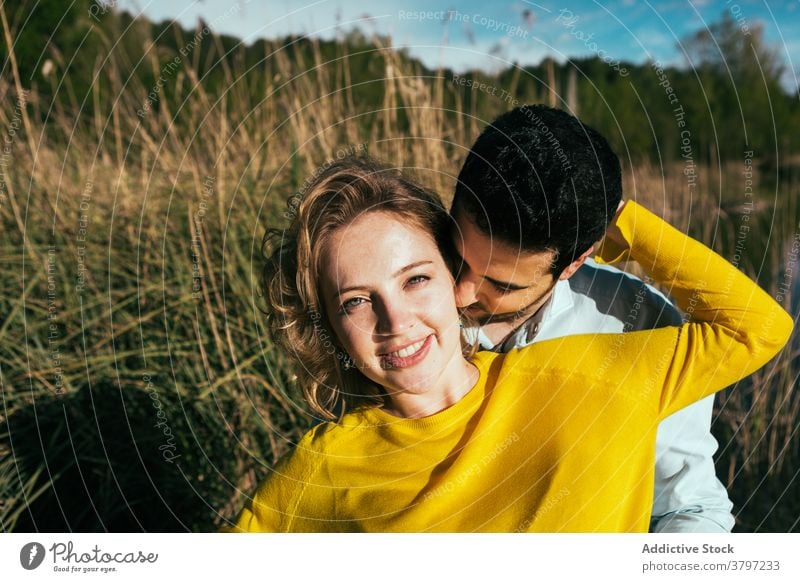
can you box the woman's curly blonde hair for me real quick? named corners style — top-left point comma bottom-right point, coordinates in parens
top-left (261, 156), bottom-right (460, 421)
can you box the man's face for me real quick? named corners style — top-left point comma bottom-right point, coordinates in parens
top-left (451, 211), bottom-right (558, 325)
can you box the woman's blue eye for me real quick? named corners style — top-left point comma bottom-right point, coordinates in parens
top-left (341, 297), bottom-right (366, 312)
top-left (407, 274), bottom-right (430, 286)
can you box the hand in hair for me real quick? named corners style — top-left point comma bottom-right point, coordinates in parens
top-left (597, 199), bottom-right (630, 260)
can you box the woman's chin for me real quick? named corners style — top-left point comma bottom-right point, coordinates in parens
top-left (387, 376), bottom-right (434, 396)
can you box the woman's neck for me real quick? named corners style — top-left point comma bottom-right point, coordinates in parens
top-left (381, 358), bottom-right (480, 419)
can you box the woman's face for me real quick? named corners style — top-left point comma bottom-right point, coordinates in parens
top-left (320, 211), bottom-right (467, 404)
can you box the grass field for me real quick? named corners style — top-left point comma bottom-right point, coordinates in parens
top-left (1, 25), bottom-right (798, 532)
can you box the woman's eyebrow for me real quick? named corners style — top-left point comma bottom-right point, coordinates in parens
top-left (393, 260), bottom-right (433, 278)
top-left (332, 284), bottom-right (368, 300)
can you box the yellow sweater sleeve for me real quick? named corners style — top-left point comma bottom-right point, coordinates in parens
top-left (219, 429), bottom-right (330, 532)
top-left (592, 201), bottom-right (793, 419)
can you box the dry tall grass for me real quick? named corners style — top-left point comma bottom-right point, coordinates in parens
top-left (1, 18), bottom-right (797, 531)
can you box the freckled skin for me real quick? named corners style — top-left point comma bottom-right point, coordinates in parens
top-left (320, 212), bottom-right (477, 419)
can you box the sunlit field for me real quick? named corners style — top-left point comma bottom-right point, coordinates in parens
top-left (1, 5), bottom-right (798, 532)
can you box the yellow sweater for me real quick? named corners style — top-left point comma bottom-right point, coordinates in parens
top-left (225, 202), bottom-right (792, 532)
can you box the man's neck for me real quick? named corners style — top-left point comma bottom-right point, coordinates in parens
top-left (480, 318), bottom-right (522, 347)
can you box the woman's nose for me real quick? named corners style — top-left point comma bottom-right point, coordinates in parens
top-left (375, 297), bottom-right (416, 335)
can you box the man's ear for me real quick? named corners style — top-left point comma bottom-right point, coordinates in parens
top-left (558, 245), bottom-right (594, 281)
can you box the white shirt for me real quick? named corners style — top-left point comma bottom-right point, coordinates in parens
top-left (465, 258), bottom-right (735, 532)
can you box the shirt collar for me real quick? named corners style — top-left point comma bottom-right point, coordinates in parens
top-left (547, 277), bottom-right (575, 320)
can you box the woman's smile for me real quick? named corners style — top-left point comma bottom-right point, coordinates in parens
top-left (379, 334), bottom-right (434, 369)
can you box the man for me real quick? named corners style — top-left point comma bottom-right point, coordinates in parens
top-left (450, 104), bottom-right (734, 532)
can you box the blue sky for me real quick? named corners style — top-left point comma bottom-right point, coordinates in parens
top-left (117, 0), bottom-right (800, 91)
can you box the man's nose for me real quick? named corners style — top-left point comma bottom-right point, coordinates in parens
top-left (454, 274), bottom-right (479, 309)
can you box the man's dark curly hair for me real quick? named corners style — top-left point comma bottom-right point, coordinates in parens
top-left (452, 105), bottom-right (622, 276)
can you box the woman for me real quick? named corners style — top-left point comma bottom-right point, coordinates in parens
top-left (224, 156), bottom-right (792, 532)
